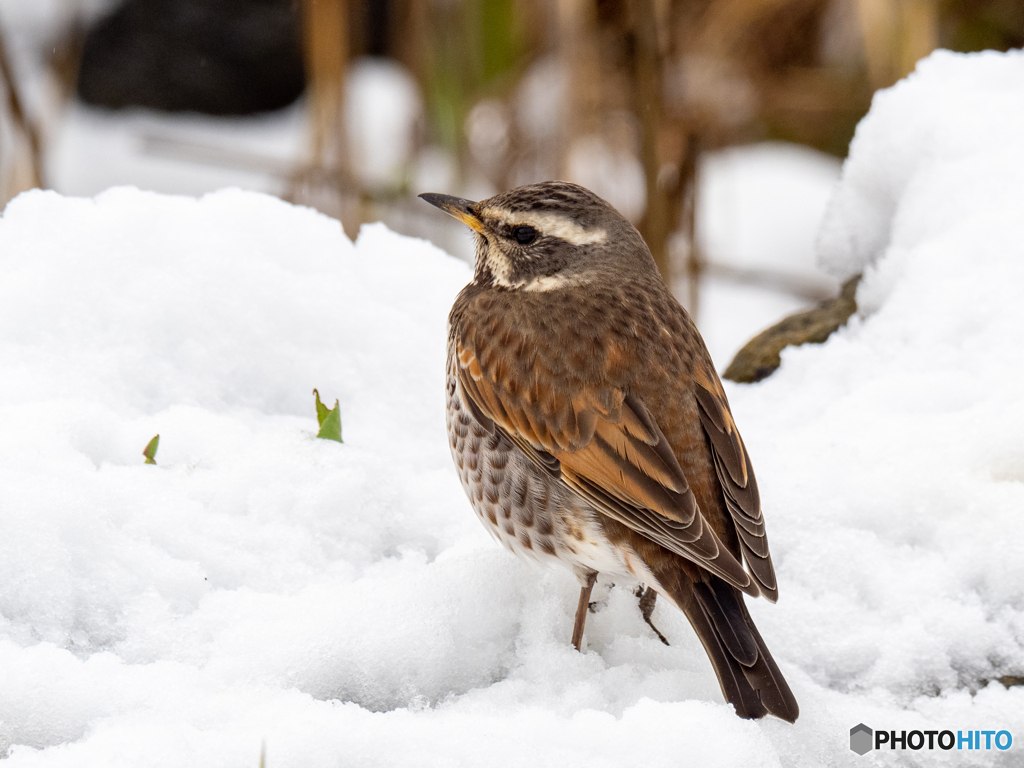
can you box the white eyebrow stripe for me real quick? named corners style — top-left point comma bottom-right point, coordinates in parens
top-left (478, 207), bottom-right (607, 246)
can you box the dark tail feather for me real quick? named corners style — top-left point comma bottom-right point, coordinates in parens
top-left (735, 596), bottom-right (800, 721)
top-left (683, 585), bottom-right (770, 719)
top-left (671, 576), bottom-right (799, 722)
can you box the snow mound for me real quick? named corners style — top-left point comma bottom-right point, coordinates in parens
top-left (3, 49), bottom-right (1024, 766)
top-left (818, 49), bottom-right (1024, 282)
top-left (743, 48), bottom-right (1024, 762)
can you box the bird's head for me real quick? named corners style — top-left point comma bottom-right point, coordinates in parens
top-left (420, 181), bottom-right (656, 292)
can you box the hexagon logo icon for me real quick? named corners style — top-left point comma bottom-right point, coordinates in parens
top-left (850, 723), bottom-right (873, 755)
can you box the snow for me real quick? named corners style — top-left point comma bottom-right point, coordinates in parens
top-left (699, 142), bottom-right (840, 288)
top-left (818, 49), bottom-right (1024, 282)
top-left (45, 56), bottom-right (422, 201)
top-left (345, 58), bottom-right (423, 191)
top-left (566, 131), bottom-right (648, 226)
top-left (695, 277), bottom-right (813, 370)
top-left (694, 142), bottom-right (842, 366)
top-left (3, 48), bottom-right (1024, 767)
top-left (0, 187), bottom-right (780, 766)
top-left (736, 47), bottom-right (1024, 760)
top-left (47, 104), bottom-right (307, 199)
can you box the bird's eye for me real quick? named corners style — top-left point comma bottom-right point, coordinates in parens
top-left (513, 225), bottom-right (538, 245)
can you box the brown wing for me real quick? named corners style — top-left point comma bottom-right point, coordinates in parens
top-left (693, 367), bottom-right (778, 602)
top-left (455, 339), bottom-right (760, 598)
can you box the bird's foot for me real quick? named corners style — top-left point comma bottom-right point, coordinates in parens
top-left (636, 585), bottom-right (670, 646)
top-left (588, 581), bottom-right (614, 613)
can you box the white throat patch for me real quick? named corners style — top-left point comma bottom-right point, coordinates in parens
top-left (480, 264), bottom-right (592, 292)
top-left (520, 273), bottom-right (592, 292)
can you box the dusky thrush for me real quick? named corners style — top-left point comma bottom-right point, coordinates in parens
top-left (421, 181), bottom-right (799, 722)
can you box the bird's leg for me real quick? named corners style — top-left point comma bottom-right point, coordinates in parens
top-left (637, 585), bottom-right (670, 646)
top-left (571, 570), bottom-right (598, 651)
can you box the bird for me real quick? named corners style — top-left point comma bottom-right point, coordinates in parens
top-left (420, 181), bottom-right (799, 722)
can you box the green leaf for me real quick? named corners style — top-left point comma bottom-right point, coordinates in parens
top-left (313, 388), bottom-right (329, 426)
top-left (143, 434), bottom-right (160, 465)
top-left (313, 389), bottom-right (343, 443)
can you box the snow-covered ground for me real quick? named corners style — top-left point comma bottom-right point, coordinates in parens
top-left (2, 48), bottom-right (1024, 767)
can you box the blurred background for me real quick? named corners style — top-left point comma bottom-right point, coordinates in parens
top-left (1, 0), bottom-right (1021, 365)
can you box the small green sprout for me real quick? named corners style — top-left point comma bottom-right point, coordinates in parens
top-left (143, 434), bottom-right (160, 464)
top-left (313, 389), bottom-right (343, 443)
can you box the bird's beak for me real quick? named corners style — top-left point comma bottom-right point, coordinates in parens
top-left (418, 193), bottom-right (485, 234)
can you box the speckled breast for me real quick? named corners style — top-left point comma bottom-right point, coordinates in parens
top-left (445, 342), bottom-right (628, 579)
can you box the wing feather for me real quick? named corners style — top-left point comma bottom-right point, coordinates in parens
top-left (455, 340), bottom-right (759, 598)
top-left (694, 370), bottom-right (779, 601)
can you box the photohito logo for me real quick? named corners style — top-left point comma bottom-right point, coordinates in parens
top-left (850, 724), bottom-right (1013, 754)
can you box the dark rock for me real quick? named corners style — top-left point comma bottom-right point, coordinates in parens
top-left (77, 0), bottom-right (305, 115)
top-left (723, 275), bottom-right (861, 384)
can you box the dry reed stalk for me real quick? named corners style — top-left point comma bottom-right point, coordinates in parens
top-left (291, 0), bottom-right (365, 230)
top-left (558, 0), bottom-right (602, 171)
top-left (856, 0), bottom-right (937, 89)
top-left (0, 25), bottom-right (43, 203)
top-left (693, 0), bottom-right (806, 57)
top-left (301, 0), bottom-right (349, 172)
top-left (897, 0), bottom-right (938, 77)
top-left (630, 0), bottom-right (673, 283)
